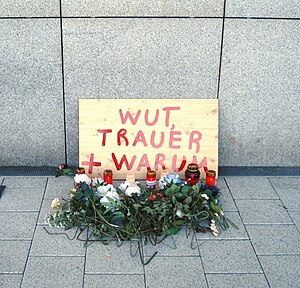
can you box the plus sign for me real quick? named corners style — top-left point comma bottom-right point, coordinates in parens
top-left (81, 153), bottom-right (101, 174)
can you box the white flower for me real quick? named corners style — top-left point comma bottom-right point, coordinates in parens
top-left (201, 194), bottom-right (209, 200)
top-left (118, 182), bottom-right (130, 192)
top-left (124, 185), bottom-right (141, 197)
top-left (74, 174), bottom-right (91, 185)
top-left (176, 209), bottom-right (184, 218)
top-left (220, 210), bottom-right (224, 216)
top-left (212, 231), bottom-right (219, 237)
top-left (51, 198), bottom-right (60, 209)
top-left (100, 191), bottom-right (120, 207)
top-left (97, 184), bottom-right (116, 196)
top-left (92, 177), bottom-right (104, 187)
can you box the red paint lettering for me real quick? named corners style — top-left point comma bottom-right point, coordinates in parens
top-left (150, 131), bottom-right (164, 148)
top-left (192, 156), bottom-right (207, 172)
top-left (112, 153), bottom-right (136, 170)
top-left (145, 109), bottom-right (159, 126)
top-left (117, 128), bottom-right (129, 146)
top-left (97, 129), bottom-right (112, 146)
top-left (162, 107), bottom-right (180, 127)
top-left (169, 131), bottom-right (181, 149)
top-left (171, 154), bottom-right (186, 172)
top-left (133, 130), bottom-right (148, 147)
top-left (137, 154), bottom-right (151, 171)
top-left (154, 153), bottom-right (166, 170)
top-left (81, 153), bottom-right (101, 174)
top-left (119, 109), bottom-right (141, 125)
top-left (189, 131), bottom-right (202, 153)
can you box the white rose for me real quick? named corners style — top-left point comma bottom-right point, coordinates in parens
top-left (74, 174), bottom-right (91, 185)
top-left (176, 209), bottom-right (184, 218)
top-left (118, 182), bottom-right (129, 192)
top-left (100, 191), bottom-right (120, 207)
top-left (97, 184), bottom-right (116, 196)
top-left (124, 185), bottom-right (141, 197)
top-left (92, 177), bottom-right (104, 187)
top-left (51, 198), bottom-right (60, 209)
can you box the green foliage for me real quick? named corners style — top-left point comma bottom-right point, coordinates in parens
top-left (45, 178), bottom-right (230, 242)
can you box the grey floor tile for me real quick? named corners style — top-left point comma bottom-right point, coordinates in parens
top-left (271, 186), bottom-right (300, 212)
top-left (217, 178), bottom-right (238, 212)
top-left (145, 256), bottom-right (207, 288)
top-left (143, 228), bottom-right (200, 257)
top-left (30, 226), bottom-right (86, 256)
top-left (0, 275), bottom-right (23, 288)
top-left (85, 241), bottom-right (144, 274)
top-left (62, 1), bottom-right (223, 17)
top-left (268, 177), bottom-right (300, 188)
top-left (225, 177), bottom-right (278, 199)
top-left (200, 240), bottom-right (262, 273)
top-left (196, 212), bottom-right (248, 240)
top-left (259, 255), bottom-right (300, 288)
top-left (44, 176), bottom-right (74, 198)
top-left (206, 274), bottom-right (269, 288)
top-left (2, 177), bottom-right (47, 189)
top-left (235, 199), bottom-right (292, 224)
top-left (246, 224), bottom-right (300, 255)
top-left (289, 211), bottom-right (300, 231)
top-left (84, 274), bottom-right (145, 288)
top-left (225, 0), bottom-right (300, 18)
top-left (0, 212), bottom-right (38, 239)
top-left (0, 177), bottom-right (4, 184)
top-left (0, 188), bottom-right (44, 211)
top-left (22, 256), bottom-right (84, 288)
top-left (0, 240), bottom-right (31, 273)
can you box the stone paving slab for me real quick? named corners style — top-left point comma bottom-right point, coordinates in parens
top-left (21, 256), bottom-right (85, 288)
top-left (199, 240), bottom-right (262, 273)
top-left (259, 255), bottom-right (300, 288)
top-left (289, 211), bottom-right (300, 232)
top-left (206, 273), bottom-right (269, 288)
top-left (44, 176), bottom-right (74, 198)
top-left (30, 226), bottom-right (86, 256)
top-left (0, 275), bottom-right (23, 288)
top-left (196, 212), bottom-right (248, 240)
top-left (224, 177), bottom-right (278, 200)
top-left (268, 176), bottom-right (300, 188)
top-left (2, 177), bottom-right (47, 189)
top-left (0, 212), bottom-right (38, 240)
top-left (0, 0), bottom-right (59, 17)
top-left (0, 188), bottom-right (44, 211)
top-left (84, 274), bottom-right (145, 288)
top-left (235, 199), bottom-right (292, 224)
top-left (0, 240), bottom-right (31, 273)
top-left (217, 178), bottom-right (238, 212)
top-left (225, 0), bottom-right (300, 18)
top-left (246, 224), bottom-right (300, 255)
top-left (144, 256), bottom-right (207, 288)
top-left (143, 228), bottom-right (200, 257)
top-left (85, 241), bottom-right (144, 274)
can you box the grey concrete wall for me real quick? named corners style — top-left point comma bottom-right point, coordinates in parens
top-left (0, 1), bottom-right (299, 167)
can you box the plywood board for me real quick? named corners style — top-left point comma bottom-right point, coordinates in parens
top-left (79, 99), bottom-right (218, 179)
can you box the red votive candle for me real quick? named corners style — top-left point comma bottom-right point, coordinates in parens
top-left (146, 170), bottom-right (156, 188)
top-left (76, 167), bottom-right (86, 175)
top-left (103, 169), bottom-right (113, 184)
top-left (206, 170), bottom-right (216, 186)
top-left (185, 163), bottom-right (200, 185)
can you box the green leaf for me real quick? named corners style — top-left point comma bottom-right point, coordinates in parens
top-left (184, 196), bottom-right (192, 205)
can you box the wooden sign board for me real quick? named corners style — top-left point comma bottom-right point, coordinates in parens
top-left (79, 99), bottom-right (218, 179)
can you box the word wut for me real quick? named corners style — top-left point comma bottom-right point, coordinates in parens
top-left (82, 106), bottom-right (207, 173)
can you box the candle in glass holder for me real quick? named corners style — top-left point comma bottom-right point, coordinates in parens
top-left (76, 167), bottom-right (86, 175)
top-left (206, 170), bottom-right (216, 186)
top-left (185, 163), bottom-right (200, 185)
top-left (146, 170), bottom-right (156, 189)
top-left (103, 169), bottom-right (113, 184)
top-left (126, 171), bottom-right (135, 185)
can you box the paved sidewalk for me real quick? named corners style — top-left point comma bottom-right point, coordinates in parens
top-left (0, 176), bottom-right (299, 288)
